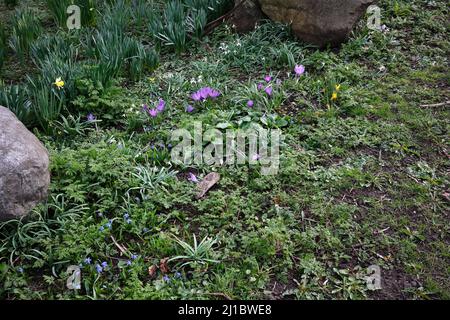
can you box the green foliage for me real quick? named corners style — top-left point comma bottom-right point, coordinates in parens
top-left (169, 234), bottom-right (220, 269)
top-left (27, 77), bottom-right (64, 134)
top-left (149, 0), bottom-right (232, 54)
top-left (0, 83), bottom-right (34, 126)
top-left (0, 0), bottom-right (448, 300)
top-left (45, 0), bottom-right (71, 28)
top-left (45, 0), bottom-right (97, 28)
top-left (0, 24), bottom-right (6, 72)
top-left (9, 8), bottom-right (42, 62)
top-left (3, 0), bottom-right (18, 7)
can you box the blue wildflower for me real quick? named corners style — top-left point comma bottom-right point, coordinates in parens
top-left (175, 272), bottom-right (182, 279)
top-left (87, 113), bottom-right (96, 122)
top-left (84, 257), bottom-right (92, 265)
top-left (95, 264), bottom-right (103, 273)
top-left (126, 260), bottom-right (132, 266)
top-left (101, 261), bottom-right (108, 268)
top-left (163, 275), bottom-right (170, 282)
top-left (131, 254), bottom-right (138, 260)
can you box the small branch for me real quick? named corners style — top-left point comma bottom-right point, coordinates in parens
top-left (420, 101), bottom-right (450, 108)
top-left (110, 235), bottom-right (128, 255)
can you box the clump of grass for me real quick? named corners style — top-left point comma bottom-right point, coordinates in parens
top-left (9, 8), bottom-right (42, 62)
top-left (45, 0), bottom-right (71, 28)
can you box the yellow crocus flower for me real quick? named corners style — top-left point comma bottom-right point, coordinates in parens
top-left (335, 84), bottom-right (341, 91)
top-left (331, 92), bottom-right (338, 101)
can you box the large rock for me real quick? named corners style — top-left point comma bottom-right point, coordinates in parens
top-left (231, 0), bottom-right (265, 33)
top-left (234, 0), bottom-right (376, 46)
top-left (0, 106), bottom-right (50, 220)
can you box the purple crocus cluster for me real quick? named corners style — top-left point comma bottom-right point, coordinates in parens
top-left (191, 87), bottom-right (220, 102)
top-left (143, 98), bottom-right (166, 118)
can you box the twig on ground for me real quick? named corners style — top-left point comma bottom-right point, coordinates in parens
top-left (419, 101), bottom-right (450, 108)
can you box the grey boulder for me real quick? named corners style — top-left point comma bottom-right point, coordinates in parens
top-left (234, 0), bottom-right (376, 46)
top-left (0, 106), bottom-right (50, 220)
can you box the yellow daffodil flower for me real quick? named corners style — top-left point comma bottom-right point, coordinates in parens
top-left (331, 92), bottom-right (338, 101)
top-left (54, 77), bottom-right (65, 89)
top-left (335, 84), bottom-right (341, 91)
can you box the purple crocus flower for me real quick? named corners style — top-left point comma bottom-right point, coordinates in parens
top-left (265, 86), bottom-right (273, 96)
top-left (247, 100), bottom-right (254, 108)
top-left (142, 104), bottom-right (150, 113)
top-left (208, 88), bottom-right (220, 99)
top-left (257, 83), bottom-right (263, 91)
top-left (192, 87), bottom-right (220, 102)
top-left (87, 113), bottom-right (96, 122)
top-left (148, 108), bottom-right (158, 117)
top-left (157, 99), bottom-right (165, 112)
top-left (252, 154), bottom-right (261, 161)
top-left (191, 91), bottom-right (202, 101)
top-left (199, 87), bottom-right (210, 100)
top-left (294, 64), bottom-right (305, 76)
top-left (186, 105), bottom-right (194, 113)
top-left (264, 75), bottom-right (272, 82)
top-left (188, 172), bottom-right (198, 183)
top-left (276, 79), bottom-right (282, 86)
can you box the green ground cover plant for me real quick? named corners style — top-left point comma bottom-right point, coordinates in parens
top-left (0, 0), bottom-right (448, 300)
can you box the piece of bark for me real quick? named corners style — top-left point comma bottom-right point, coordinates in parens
top-left (196, 172), bottom-right (220, 199)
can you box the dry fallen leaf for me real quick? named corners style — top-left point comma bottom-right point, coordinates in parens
top-left (159, 257), bottom-right (170, 274)
top-left (148, 265), bottom-right (157, 278)
top-left (196, 172), bottom-right (220, 199)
